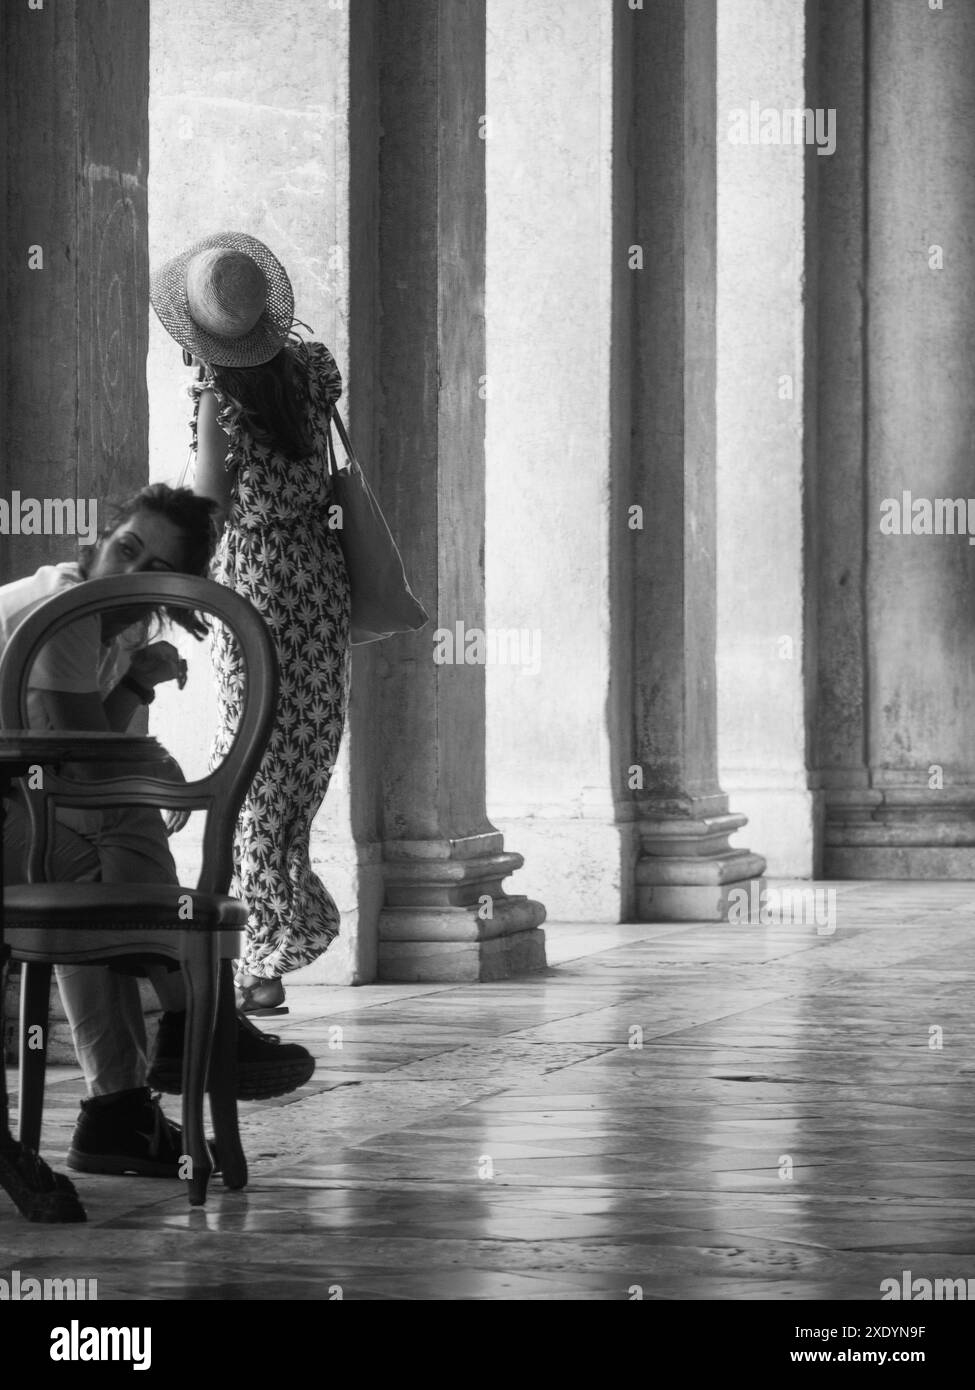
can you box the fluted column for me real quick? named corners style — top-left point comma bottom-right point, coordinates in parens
top-left (614, 0), bottom-right (766, 919)
top-left (373, 0), bottom-right (546, 980)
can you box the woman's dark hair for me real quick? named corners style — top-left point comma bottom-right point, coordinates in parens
top-left (80, 483), bottom-right (221, 638)
top-left (209, 345), bottom-right (313, 459)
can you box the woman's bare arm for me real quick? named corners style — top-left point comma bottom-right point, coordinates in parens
top-left (194, 388), bottom-right (236, 521)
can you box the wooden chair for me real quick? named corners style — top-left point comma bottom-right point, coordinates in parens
top-left (0, 574), bottom-right (278, 1205)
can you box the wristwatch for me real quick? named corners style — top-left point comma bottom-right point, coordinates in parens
top-left (120, 673), bottom-right (155, 705)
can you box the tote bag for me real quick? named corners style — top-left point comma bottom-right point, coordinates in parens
top-left (326, 407), bottom-right (429, 646)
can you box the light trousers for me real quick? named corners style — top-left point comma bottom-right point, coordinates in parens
top-left (2, 799), bottom-right (178, 1096)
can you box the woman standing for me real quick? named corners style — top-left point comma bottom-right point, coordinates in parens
top-left (150, 233), bottom-right (349, 1015)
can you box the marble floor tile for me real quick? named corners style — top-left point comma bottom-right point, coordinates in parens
top-left (4, 881), bottom-right (975, 1305)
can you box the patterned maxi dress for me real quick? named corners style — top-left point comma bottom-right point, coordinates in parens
top-left (190, 342), bottom-right (350, 979)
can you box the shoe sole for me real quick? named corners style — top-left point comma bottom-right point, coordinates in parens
top-left (67, 1148), bottom-right (221, 1179)
top-left (66, 1149), bottom-right (186, 1179)
top-left (146, 1057), bottom-right (316, 1101)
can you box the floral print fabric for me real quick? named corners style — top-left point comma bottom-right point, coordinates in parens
top-left (190, 342), bottom-right (350, 978)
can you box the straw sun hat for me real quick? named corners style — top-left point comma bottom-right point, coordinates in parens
top-left (150, 231), bottom-right (295, 367)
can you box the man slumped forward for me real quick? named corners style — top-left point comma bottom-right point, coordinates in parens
top-left (1, 484), bottom-right (314, 1177)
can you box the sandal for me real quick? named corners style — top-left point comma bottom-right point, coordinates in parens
top-left (235, 976), bottom-right (289, 1017)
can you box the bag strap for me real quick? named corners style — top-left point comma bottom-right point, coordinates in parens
top-left (331, 405), bottom-right (359, 469)
top-left (325, 413), bottom-right (340, 479)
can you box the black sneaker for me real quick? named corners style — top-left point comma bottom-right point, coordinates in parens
top-left (147, 1010), bottom-right (316, 1100)
top-left (67, 1087), bottom-right (207, 1179)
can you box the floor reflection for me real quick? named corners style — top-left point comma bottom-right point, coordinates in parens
top-left (4, 882), bottom-right (975, 1300)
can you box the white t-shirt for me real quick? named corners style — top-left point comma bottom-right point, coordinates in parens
top-left (0, 563), bottom-right (136, 725)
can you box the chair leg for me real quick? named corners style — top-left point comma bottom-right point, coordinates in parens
top-left (209, 960), bottom-right (247, 1191)
top-left (180, 935), bottom-right (218, 1206)
top-left (18, 963), bottom-right (52, 1152)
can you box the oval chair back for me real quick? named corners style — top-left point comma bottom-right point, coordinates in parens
top-left (0, 573), bottom-right (278, 896)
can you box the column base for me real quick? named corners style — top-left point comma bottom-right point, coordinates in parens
top-left (635, 812), bottom-right (767, 920)
top-left (378, 839), bottom-right (547, 981)
top-left (379, 919), bottom-right (547, 982)
top-left (826, 789), bottom-right (975, 877)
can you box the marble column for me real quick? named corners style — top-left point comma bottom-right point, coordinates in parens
top-left (615, 0), bottom-right (766, 919)
top-left (820, 0), bottom-right (975, 875)
top-left (813, 0), bottom-right (870, 871)
top-left (374, 0), bottom-right (546, 980)
top-left (1, 0), bottom-right (150, 583)
top-left (1, 0), bottom-right (151, 1047)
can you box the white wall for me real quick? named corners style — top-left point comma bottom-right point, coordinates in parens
top-left (716, 0), bottom-right (815, 875)
top-left (485, 0), bottom-right (621, 920)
